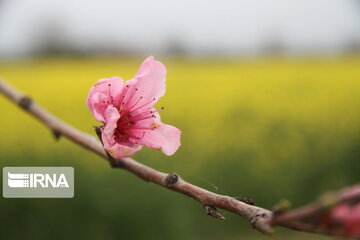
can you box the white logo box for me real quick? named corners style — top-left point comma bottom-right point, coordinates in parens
top-left (3, 167), bottom-right (74, 198)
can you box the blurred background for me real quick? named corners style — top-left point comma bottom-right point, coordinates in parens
top-left (1, 0), bottom-right (360, 239)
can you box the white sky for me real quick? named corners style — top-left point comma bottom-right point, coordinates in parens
top-left (0, 0), bottom-right (360, 58)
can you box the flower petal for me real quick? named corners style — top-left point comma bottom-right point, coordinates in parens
top-left (124, 56), bottom-right (166, 110)
top-left (101, 106), bottom-right (120, 146)
top-left (86, 77), bottom-right (124, 111)
top-left (139, 122), bottom-right (181, 156)
top-left (86, 92), bottom-right (109, 122)
top-left (106, 142), bottom-right (143, 159)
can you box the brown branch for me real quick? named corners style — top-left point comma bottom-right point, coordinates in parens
top-left (271, 184), bottom-right (360, 225)
top-left (0, 79), bottom-right (327, 235)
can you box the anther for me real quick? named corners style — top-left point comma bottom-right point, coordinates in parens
top-left (151, 123), bottom-right (160, 130)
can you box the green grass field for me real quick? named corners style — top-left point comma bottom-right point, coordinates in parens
top-left (1, 56), bottom-right (360, 239)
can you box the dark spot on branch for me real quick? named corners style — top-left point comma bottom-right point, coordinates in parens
top-left (165, 173), bottom-right (178, 186)
top-left (52, 130), bottom-right (61, 140)
top-left (235, 197), bottom-right (255, 205)
top-left (18, 96), bottom-right (32, 110)
top-left (109, 158), bottom-right (124, 168)
top-left (204, 205), bottom-right (225, 220)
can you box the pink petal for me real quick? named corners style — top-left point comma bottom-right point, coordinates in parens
top-left (86, 92), bottom-right (109, 122)
top-left (101, 106), bottom-right (120, 147)
top-left (86, 77), bottom-right (124, 118)
top-left (106, 142), bottom-right (143, 159)
top-left (123, 56), bottom-right (166, 110)
top-left (346, 203), bottom-right (360, 237)
top-left (139, 122), bottom-right (181, 156)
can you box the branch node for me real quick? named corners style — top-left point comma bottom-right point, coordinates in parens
top-left (165, 173), bottom-right (179, 186)
top-left (18, 96), bottom-right (32, 110)
top-left (204, 205), bottom-right (225, 220)
top-left (52, 130), bottom-right (62, 140)
top-left (251, 211), bottom-right (273, 234)
top-left (235, 197), bottom-right (256, 205)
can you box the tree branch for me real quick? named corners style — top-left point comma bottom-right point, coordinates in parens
top-left (271, 184), bottom-right (360, 225)
top-left (0, 79), bottom-right (331, 235)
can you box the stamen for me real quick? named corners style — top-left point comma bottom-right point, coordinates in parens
top-left (119, 85), bottom-right (130, 107)
top-left (130, 97), bottom-right (156, 112)
top-left (150, 107), bottom-right (164, 113)
top-left (119, 107), bottom-right (164, 126)
top-left (151, 123), bottom-right (160, 130)
top-left (127, 96), bottom-right (143, 111)
top-left (122, 86), bottom-right (138, 110)
top-left (107, 84), bottom-right (114, 104)
top-left (117, 114), bottom-right (155, 128)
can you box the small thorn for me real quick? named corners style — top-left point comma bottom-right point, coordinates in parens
top-left (204, 205), bottom-right (225, 220)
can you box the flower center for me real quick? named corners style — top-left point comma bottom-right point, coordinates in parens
top-left (109, 84), bottom-right (164, 144)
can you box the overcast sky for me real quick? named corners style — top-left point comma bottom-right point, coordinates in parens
top-left (0, 0), bottom-right (360, 58)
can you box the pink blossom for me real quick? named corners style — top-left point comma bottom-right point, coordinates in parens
top-left (86, 56), bottom-right (181, 158)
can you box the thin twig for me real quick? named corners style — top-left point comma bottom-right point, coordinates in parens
top-left (0, 79), bottom-right (329, 235)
